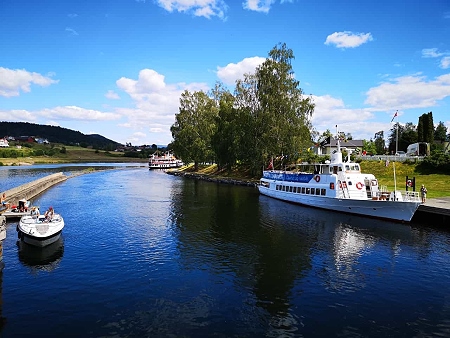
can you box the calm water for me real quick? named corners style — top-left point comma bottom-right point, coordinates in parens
top-left (1, 166), bottom-right (450, 337)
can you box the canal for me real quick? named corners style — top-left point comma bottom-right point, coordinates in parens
top-left (0, 165), bottom-right (449, 337)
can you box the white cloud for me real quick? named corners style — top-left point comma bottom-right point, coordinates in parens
top-left (0, 67), bottom-right (58, 97)
top-left (39, 106), bottom-right (121, 121)
top-left (0, 109), bottom-right (36, 121)
top-left (65, 27), bottom-right (79, 36)
top-left (68, 13), bottom-right (78, 18)
top-left (440, 56), bottom-right (450, 69)
top-left (243, 0), bottom-right (276, 13)
top-left (105, 90), bottom-right (120, 100)
top-left (156, 0), bottom-right (227, 19)
top-left (216, 56), bottom-right (266, 85)
top-left (325, 31), bottom-right (373, 49)
top-left (422, 48), bottom-right (444, 58)
top-left (308, 94), bottom-right (383, 141)
top-left (365, 73), bottom-right (450, 111)
top-left (115, 68), bottom-right (209, 142)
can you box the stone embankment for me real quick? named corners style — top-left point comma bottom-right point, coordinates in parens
top-left (167, 170), bottom-right (258, 187)
top-left (2, 172), bottom-right (67, 206)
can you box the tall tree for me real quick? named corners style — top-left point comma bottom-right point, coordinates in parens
top-left (418, 111), bottom-right (434, 143)
top-left (374, 131), bottom-right (385, 154)
top-left (170, 90), bottom-right (217, 170)
top-left (434, 121), bottom-right (447, 142)
top-left (400, 122), bottom-right (418, 149)
top-left (387, 122), bottom-right (404, 153)
top-left (235, 43), bottom-right (314, 174)
top-left (210, 83), bottom-right (239, 171)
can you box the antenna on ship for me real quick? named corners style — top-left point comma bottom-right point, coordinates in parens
top-left (335, 124), bottom-right (340, 153)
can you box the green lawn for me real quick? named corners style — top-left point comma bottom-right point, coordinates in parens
top-left (359, 160), bottom-right (449, 198)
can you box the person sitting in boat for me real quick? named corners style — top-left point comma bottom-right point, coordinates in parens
top-left (44, 206), bottom-right (54, 221)
top-left (30, 206), bottom-right (40, 218)
top-left (18, 199), bottom-right (28, 212)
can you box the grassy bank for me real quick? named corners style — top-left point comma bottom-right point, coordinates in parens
top-left (0, 146), bottom-right (147, 166)
top-left (176, 161), bottom-right (450, 199)
top-left (358, 160), bottom-right (449, 199)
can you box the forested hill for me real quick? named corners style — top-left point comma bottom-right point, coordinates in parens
top-left (0, 122), bottom-right (120, 149)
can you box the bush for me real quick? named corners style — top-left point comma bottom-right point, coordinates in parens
top-left (417, 151), bottom-right (450, 174)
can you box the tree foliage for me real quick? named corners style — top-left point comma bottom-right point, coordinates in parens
top-left (171, 90), bottom-right (217, 170)
top-left (171, 43), bottom-right (315, 175)
top-left (434, 121), bottom-right (447, 142)
top-left (373, 131), bottom-right (385, 154)
top-left (417, 111), bottom-right (434, 143)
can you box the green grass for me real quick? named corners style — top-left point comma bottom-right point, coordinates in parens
top-left (179, 161), bottom-right (450, 198)
top-left (359, 160), bottom-right (449, 198)
top-left (0, 145), bottom-right (148, 165)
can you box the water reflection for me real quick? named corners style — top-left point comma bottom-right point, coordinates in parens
top-left (17, 237), bottom-right (64, 272)
top-left (0, 167), bottom-right (449, 337)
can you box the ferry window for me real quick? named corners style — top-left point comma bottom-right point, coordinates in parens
top-left (339, 167), bottom-right (342, 171)
top-left (310, 188), bottom-right (315, 195)
top-left (306, 188), bottom-right (310, 194)
top-left (302, 187), bottom-right (306, 194)
top-left (315, 189), bottom-right (320, 195)
top-left (345, 165), bottom-right (350, 171)
top-left (355, 165), bottom-right (360, 171)
top-left (321, 189), bottom-right (326, 195)
top-left (289, 186), bottom-right (293, 192)
top-left (333, 166), bottom-right (338, 174)
top-left (293, 187), bottom-right (297, 193)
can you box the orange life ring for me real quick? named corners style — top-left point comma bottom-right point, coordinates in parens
top-left (314, 175), bottom-right (320, 183)
top-left (356, 182), bottom-right (364, 190)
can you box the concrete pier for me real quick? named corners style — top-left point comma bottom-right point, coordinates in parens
top-left (1, 172), bottom-right (67, 208)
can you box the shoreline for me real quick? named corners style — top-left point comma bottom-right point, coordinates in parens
top-left (167, 169), bottom-right (258, 187)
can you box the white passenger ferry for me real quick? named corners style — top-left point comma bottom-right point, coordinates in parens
top-left (149, 152), bottom-right (183, 169)
top-left (258, 141), bottom-right (421, 222)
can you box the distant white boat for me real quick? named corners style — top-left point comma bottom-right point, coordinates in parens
top-left (17, 213), bottom-right (64, 247)
top-left (258, 137), bottom-right (421, 222)
top-left (149, 152), bottom-right (183, 169)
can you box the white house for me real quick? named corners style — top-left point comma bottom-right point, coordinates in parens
top-left (0, 138), bottom-right (9, 147)
top-left (318, 139), bottom-right (364, 155)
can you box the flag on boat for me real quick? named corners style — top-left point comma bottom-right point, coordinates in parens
top-left (390, 111), bottom-right (398, 122)
top-left (267, 157), bottom-right (274, 170)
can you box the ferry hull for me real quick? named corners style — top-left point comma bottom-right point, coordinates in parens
top-left (259, 186), bottom-right (420, 222)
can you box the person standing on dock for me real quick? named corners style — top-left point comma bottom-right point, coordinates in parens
top-left (420, 184), bottom-right (427, 203)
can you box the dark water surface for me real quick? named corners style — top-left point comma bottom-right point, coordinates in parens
top-left (1, 166), bottom-right (450, 337)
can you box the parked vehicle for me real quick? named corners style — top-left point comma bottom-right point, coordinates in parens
top-left (406, 142), bottom-right (429, 156)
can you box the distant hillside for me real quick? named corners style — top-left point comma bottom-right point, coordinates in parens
top-left (0, 122), bottom-right (120, 149)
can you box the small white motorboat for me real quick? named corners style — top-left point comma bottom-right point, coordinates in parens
top-left (17, 212), bottom-right (64, 247)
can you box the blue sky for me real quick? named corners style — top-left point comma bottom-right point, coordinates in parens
top-left (1, 0), bottom-right (449, 146)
